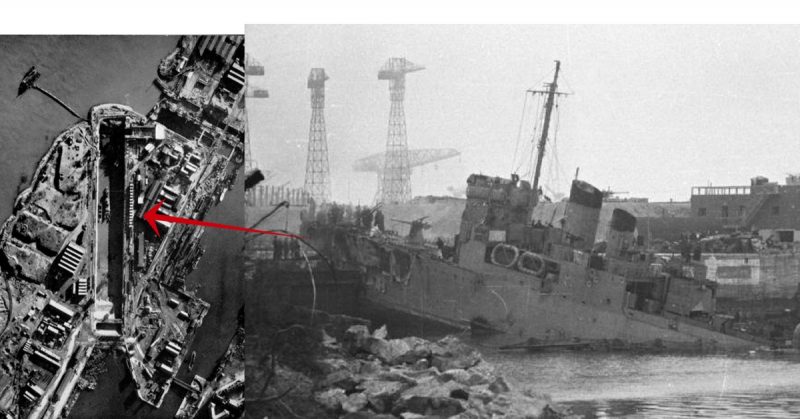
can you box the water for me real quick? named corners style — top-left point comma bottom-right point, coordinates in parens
top-left (350, 304), bottom-right (800, 419)
top-left (484, 351), bottom-right (800, 418)
top-left (0, 36), bottom-right (245, 418)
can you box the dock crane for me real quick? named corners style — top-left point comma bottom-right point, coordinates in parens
top-left (379, 58), bottom-right (425, 204)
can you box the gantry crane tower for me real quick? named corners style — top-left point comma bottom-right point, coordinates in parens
top-left (244, 55), bottom-right (267, 174)
top-left (304, 68), bottom-right (331, 203)
top-left (379, 57), bottom-right (425, 204)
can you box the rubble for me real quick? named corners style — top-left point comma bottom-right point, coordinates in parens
top-left (258, 308), bottom-right (573, 419)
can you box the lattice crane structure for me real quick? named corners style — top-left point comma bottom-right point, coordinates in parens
top-left (379, 57), bottom-right (425, 204)
top-left (304, 68), bottom-right (331, 203)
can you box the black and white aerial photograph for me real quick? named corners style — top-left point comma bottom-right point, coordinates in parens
top-left (245, 25), bottom-right (800, 418)
top-left (0, 36), bottom-right (245, 418)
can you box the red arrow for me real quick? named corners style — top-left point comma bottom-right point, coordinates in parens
top-left (143, 200), bottom-right (301, 239)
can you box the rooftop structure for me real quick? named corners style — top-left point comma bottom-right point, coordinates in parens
top-left (57, 242), bottom-right (85, 277)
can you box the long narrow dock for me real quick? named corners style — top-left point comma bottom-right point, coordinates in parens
top-left (33, 86), bottom-right (84, 120)
top-left (18, 66), bottom-right (84, 120)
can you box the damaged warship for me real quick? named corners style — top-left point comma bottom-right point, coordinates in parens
top-left (303, 61), bottom-right (766, 352)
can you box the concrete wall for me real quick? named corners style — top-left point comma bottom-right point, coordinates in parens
top-left (702, 252), bottom-right (800, 299)
top-left (690, 194), bottom-right (753, 219)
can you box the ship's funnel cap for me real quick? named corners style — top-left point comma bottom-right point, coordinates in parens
top-left (569, 180), bottom-right (603, 209)
top-left (610, 208), bottom-right (637, 232)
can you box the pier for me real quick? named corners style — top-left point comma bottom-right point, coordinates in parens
top-left (18, 66), bottom-right (84, 120)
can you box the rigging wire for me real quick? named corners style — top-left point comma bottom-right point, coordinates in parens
top-left (547, 98), bottom-right (566, 195)
top-left (519, 98), bottom-right (536, 179)
top-left (516, 65), bottom-right (569, 183)
top-left (553, 98), bottom-right (570, 186)
top-left (515, 92), bottom-right (539, 176)
top-left (526, 99), bottom-right (547, 183)
top-left (511, 91), bottom-right (530, 174)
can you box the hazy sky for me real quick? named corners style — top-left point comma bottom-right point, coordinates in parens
top-left (247, 25), bottom-right (800, 204)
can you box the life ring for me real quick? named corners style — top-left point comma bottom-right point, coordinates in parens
top-left (517, 251), bottom-right (546, 276)
top-left (490, 243), bottom-right (519, 268)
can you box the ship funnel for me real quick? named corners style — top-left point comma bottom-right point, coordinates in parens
top-left (606, 208), bottom-right (637, 258)
top-left (562, 180), bottom-right (603, 250)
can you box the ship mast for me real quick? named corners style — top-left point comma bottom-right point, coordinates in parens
top-left (531, 60), bottom-right (561, 202)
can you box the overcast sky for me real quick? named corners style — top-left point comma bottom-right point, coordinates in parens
top-left (247, 25), bottom-right (800, 204)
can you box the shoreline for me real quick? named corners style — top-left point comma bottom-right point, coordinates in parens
top-left (255, 305), bottom-right (571, 418)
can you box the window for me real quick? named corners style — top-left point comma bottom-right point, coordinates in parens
top-left (721, 205), bottom-right (729, 218)
top-left (738, 206), bottom-right (745, 217)
top-left (698, 208), bottom-right (707, 216)
top-left (772, 206), bottom-right (780, 215)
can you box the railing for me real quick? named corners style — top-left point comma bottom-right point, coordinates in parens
top-left (692, 185), bottom-right (751, 196)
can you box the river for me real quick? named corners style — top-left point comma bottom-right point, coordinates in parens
top-left (0, 36), bottom-right (243, 418)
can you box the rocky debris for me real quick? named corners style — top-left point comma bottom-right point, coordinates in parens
top-left (359, 379), bottom-right (410, 413)
top-left (315, 388), bottom-right (348, 411)
top-left (343, 392), bottom-right (369, 413)
top-left (440, 369), bottom-right (489, 387)
top-left (488, 376), bottom-right (512, 394)
top-left (259, 308), bottom-right (570, 419)
top-left (429, 335), bottom-right (482, 371)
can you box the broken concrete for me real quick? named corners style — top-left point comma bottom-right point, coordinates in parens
top-left (259, 307), bottom-right (570, 418)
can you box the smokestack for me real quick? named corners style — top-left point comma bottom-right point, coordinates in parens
top-left (562, 180), bottom-right (603, 250)
top-left (606, 208), bottom-right (637, 258)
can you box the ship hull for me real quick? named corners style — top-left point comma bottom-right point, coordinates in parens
top-left (359, 241), bottom-right (761, 352)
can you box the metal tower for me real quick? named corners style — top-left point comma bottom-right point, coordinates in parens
top-left (379, 58), bottom-right (425, 204)
top-left (304, 68), bottom-right (331, 203)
